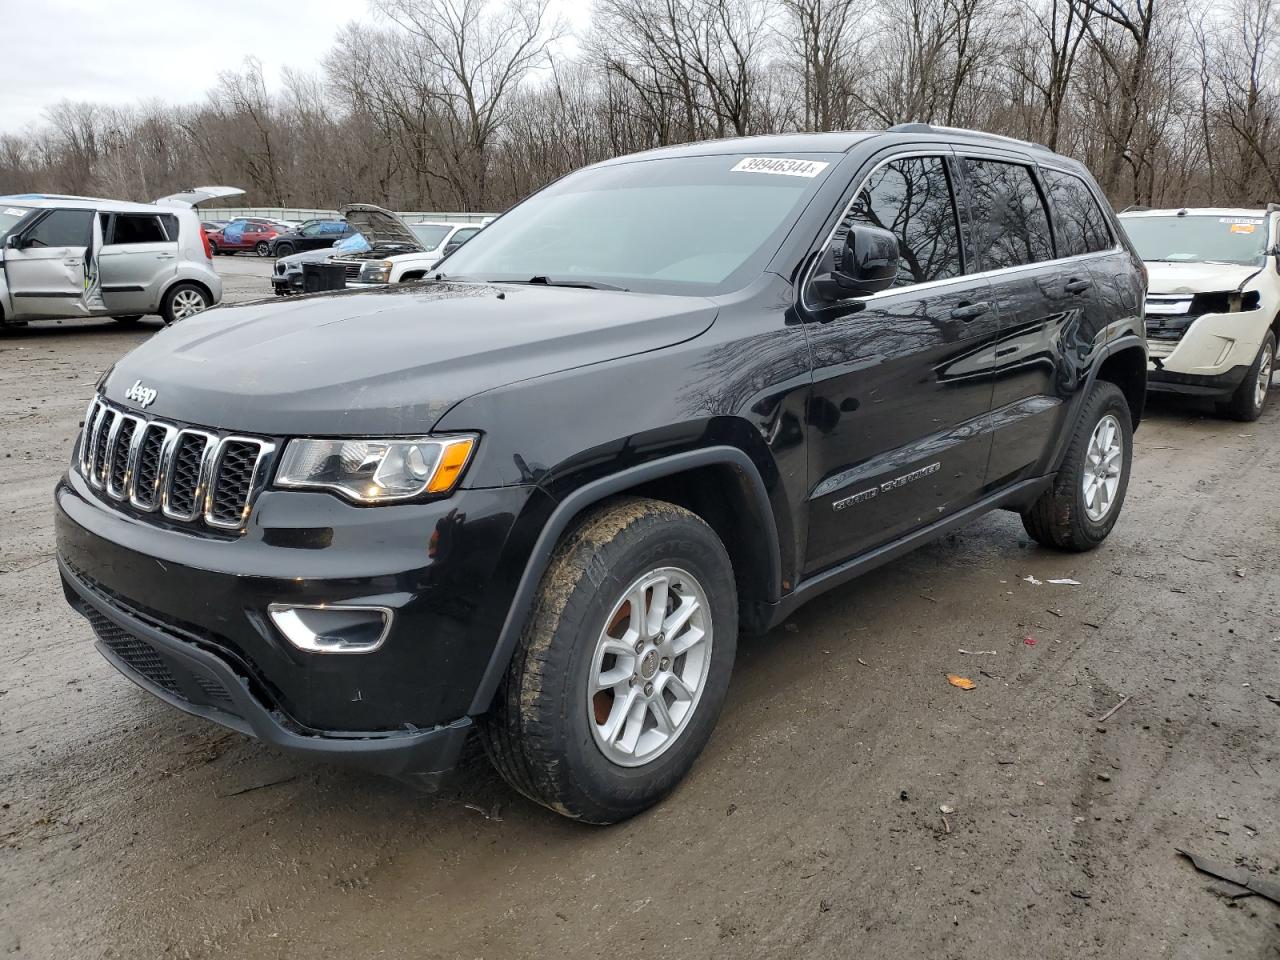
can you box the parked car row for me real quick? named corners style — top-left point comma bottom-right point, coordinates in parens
top-left (270, 205), bottom-right (483, 294)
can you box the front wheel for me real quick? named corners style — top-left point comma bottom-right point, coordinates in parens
top-left (479, 497), bottom-right (738, 824)
top-left (160, 283), bottom-right (210, 325)
top-left (1223, 332), bottom-right (1275, 422)
top-left (274, 242), bottom-right (294, 258)
top-left (1021, 380), bottom-right (1132, 552)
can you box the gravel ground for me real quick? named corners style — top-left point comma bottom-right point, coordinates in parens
top-left (2, 262), bottom-right (1278, 959)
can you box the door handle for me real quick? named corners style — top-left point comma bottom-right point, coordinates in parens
top-left (1064, 277), bottom-right (1092, 294)
top-left (950, 301), bottom-right (991, 321)
top-left (156, 254), bottom-right (176, 260)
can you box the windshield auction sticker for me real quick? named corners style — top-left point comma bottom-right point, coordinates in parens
top-left (1229, 223), bottom-right (1257, 233)
top-left (731, 157), bottom-right (830, 178)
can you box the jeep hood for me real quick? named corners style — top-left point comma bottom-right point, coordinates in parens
top-left (1145, 261), bottom-right (1262, 295)
top-left (103, 283), bottom-right (718, 435)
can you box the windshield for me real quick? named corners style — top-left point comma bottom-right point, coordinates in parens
top-left (1122, 215), bottom-right (1269, 266)
top-left (439, 153), bottom-right (840, 295)
top-left (0, 204), bottom-right (34, 242)
top-left (411, 224), bottom-right (452, 248)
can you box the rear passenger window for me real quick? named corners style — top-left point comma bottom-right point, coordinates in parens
top-left (1042, 170), bottom-right (1112, 256)
top-left (962, 159), bottom-right (1053, 270)
top-left (842, 156), bottom-right (963, 287)
top-left (27, 209), bottom-right (93, 248)
top-left (111, 214), bottom-right (167, 245)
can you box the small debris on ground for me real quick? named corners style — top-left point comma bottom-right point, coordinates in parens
top-left (958, 648), bottom-right (998, 655)
top-left (1023, 636), bottom-right (1037, 646)
top-left (946, 675), bottom-right (976, 690)
top-left (1023, 575), bottom-right (1043, 586)
top-left (1177, 848), bottom-right (1280, 906)
top-left (1096, 696), bottom-right (1132, 723)
top-left (1048, 578), bottom-right (1081, 585)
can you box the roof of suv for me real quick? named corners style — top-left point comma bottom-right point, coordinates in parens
top-left (0, 194), bottom-right (183, 215)
top-left (599, 124), bottom-right (1057, 165)
top-left (1119, 207), bottom-right (1278, 218)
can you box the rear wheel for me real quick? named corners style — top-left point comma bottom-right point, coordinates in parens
top-left (255, 241), bottom-right (271, 257)
top-left (479, 497), bottom-right (737, 824)
top-left (1021, 380), bottom-right (1132, 552)
top-left (160, 283), bottom-right (210, 325)
top-left (208, 240), bottom-right (219, 256)
top-left (1223, 332), bottom-right (1274, 422)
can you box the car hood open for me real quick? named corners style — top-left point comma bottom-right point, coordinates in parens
top-left (103, 282), bottom-right (718, 435)
top-left (1145, 261), bottom-right (1262, 294)
top-left (340, 203), bottom-right (424, 252)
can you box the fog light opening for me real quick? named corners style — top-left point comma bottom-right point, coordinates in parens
top-left (268, 603), bottom-right (392, 654)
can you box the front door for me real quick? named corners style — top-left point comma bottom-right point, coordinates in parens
top-left (99, 212), bottom-right (179, 314)
top-left (4, 208), bottom-right (99, 319)
top-left (801, 153), bottom-right (1001, 573)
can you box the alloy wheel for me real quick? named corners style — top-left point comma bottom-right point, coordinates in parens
top-left (1255, 341), bottom-right (1274, 411)
top-left (171, 289), bottom-right (207, 321)
top-left (1083, 413), bottom-right (1123, 522)
top-left (588, 566), bottom-right (713, 767)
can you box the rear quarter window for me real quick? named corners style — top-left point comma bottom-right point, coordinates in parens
top-left (1042, 169), bottom-right (1113, 257)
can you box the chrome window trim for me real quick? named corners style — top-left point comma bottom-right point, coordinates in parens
top-left (88, 406), bottom-right (120, 489)
top-left (105, 413), bottom-right (145, 501)
top-left (161, 429), bottom-right (219, 522)
top-left (203, 436), bottom-right (276, 530)
top-left (801, 147), bottom-right (1125, 313)
top-left (128, 422), bottom-right (178, 512)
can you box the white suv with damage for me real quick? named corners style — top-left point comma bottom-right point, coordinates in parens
top-left (1119, 206), bottom-right (1278, 420)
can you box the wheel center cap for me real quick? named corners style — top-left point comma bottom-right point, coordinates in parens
top-left (640, 650), bottom-right (660, 680)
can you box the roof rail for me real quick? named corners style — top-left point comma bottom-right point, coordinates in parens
top-left (884, 122), bottom-right (1051, 153)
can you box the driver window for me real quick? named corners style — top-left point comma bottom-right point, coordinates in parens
top-left (837, 156), bottom-right (963, 287)
top-left (27, 209), bottom-right (93, 248)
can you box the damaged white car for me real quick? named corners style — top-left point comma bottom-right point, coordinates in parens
top-left (330, 205), bottom-right (482, 287)
top-left (1119, 206), bottom-right (1278, 420)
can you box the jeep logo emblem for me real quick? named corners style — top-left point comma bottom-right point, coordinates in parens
top-left (124, 379), bottom-right (158, 408)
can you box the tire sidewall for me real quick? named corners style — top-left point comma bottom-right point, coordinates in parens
top-left (1240, 332), bottom-right (1275, 419)
top-left (255, 241), bottom-right (270, 257)
top-left (551, 515), bottom-right (737, 819)
top-left (275, 242), bottom-right (293, 258)
top-left (1067, 385), bottom-right (1133, 543)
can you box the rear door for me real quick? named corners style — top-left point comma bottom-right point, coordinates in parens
top-left (954, 154), bottom-right (1118, 487)
top-left (801, 151), bottom-right (1001, 572)
top-left (3, 208), bottom-right (99, 319)
top-left (99, 212), bottom-right (178, 314)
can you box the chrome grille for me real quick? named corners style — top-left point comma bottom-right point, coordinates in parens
top-left (78, 398), bottom-right (274, 532)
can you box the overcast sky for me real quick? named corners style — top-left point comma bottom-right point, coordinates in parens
top-left (0, 0), bottom-right (371, 132)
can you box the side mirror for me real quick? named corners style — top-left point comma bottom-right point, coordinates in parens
top-left (442, 241), bottom-right (462, 257)
top-left (6, 234), bottom-right (25, 250)
top-left (812, 224), bottom-right (900, 301)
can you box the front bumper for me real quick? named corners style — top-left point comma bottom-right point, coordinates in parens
top-left (1146, 308), bottom-right (1269, 378)
top-left (55, 468), bottom-right (536, 776)
top-left (61, 559), bottom-right (471, 783)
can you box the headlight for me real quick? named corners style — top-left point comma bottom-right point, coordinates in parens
top-left (359, 260), bottom-right (393, 283)
top-left (275, 435), bottom-right (476, 503)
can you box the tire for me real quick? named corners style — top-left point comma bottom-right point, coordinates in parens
top-left (160, 283), bottom-right (210, 325)
top-left (1021, 380), bottom-right (1132, 552)
top-left (1223, 332), bottom-right (1275, 422)
top-left (112, 315), bottom-right (144, 326)
top-left (479, 497), bottom-right (738, 824)
top-left (208, 241), bottom-right (219, 256)
top-left (274, 242), bottom-right (294, 258)
top-left (255, 241), bottom-right (271, 257)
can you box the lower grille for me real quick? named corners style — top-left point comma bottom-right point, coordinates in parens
top-left (86, 609), bottom-right (180, 695)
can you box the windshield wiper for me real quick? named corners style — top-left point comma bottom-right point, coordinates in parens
top-left (522, 276), bottom-right (630, 292)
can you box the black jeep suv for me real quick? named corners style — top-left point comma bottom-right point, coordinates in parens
top-left (56, 126), bottom-right (1147, 823)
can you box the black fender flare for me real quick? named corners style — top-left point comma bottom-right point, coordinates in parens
top-left (466, 445), bottom-right (780, 715)
top-left (1045, 332), bottom-right (1147, 475)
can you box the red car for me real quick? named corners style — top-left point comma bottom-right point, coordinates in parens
top-left (207, 218), bottom-right (282, 257)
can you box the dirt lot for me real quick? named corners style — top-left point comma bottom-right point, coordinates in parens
top-left (2, 261), bottom-right (1278, 959)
